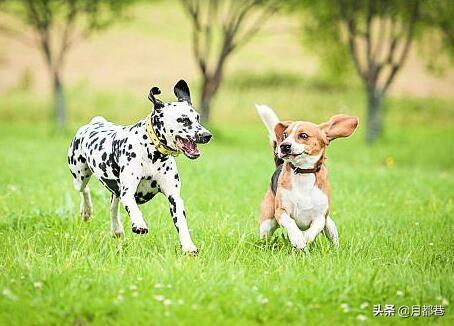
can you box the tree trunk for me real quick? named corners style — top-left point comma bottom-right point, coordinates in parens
top-left (199, 74), bottom-right (221, 124)
top-left (53, 72), bottom-right (66, 131)
top-left (200, 95), bottom-right (211, 124)
top-left (366, 88), bottom-right (383, 143)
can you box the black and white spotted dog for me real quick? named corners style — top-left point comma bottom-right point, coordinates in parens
top-left (67, 80), bottom-right (212, 254)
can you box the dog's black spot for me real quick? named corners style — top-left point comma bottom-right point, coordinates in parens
top-left (168, 195), bottom-right (177, 214)
top-left (77, 155), bottom-right (86, 163)
top-left (100, 177), bottom-right (120, 196)
top-left (177, 115), bottom-right (192, 128)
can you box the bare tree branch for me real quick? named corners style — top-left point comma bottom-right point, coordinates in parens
top-left (0, 22), bottom-right (36, 46)
top-left (55, 1), bottom-right (78, 71)
top-left (382, 4), bottom-right (418, 94)
top-left (180, 0), bottom-right (279, 122)
top-left (339, 0), bottom-right (367, 83)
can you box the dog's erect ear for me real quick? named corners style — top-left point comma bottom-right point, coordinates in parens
top-left (274, 121), bottom-right (291, 144)
top-left (174, 80), bottom-right (192, 105)
top-left (148, 87), bottom-right (164, 109)
top-left (319, 114), bottom-right (359, 142)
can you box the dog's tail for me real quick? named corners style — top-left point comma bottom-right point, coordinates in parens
top-left (255, 104), bottom-right (279, 142)
top-left (90, 116), bottom-right (107, 124)
top-left (256, 104), bottom-right (283, 167)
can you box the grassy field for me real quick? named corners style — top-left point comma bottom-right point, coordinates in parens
top-left (0, 79), bottom-right (453, 325)
top-left (0, 0), bottom-right (453, 323)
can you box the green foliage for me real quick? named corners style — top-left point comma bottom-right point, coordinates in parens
top-left (416, 0), bottom-right (454, 73)
top-left (292, 0), bottom-right (453, 82)
top-left (293, 0), bottom-right (352, 83)
top-left (1, 0), bottom-right (133, 32)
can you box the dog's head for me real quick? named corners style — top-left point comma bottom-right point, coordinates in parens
top-left (274, 115), bottom-right (358, 168)
top-left (148, 80), bottom-right (212, 159)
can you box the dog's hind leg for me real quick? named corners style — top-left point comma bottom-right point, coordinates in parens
top-left (69, 158), bottom-right (93, 220)
top-left (79, 185), bottom-right (93, 221)
top-left (110, 194), bottom-right (124, 237)
top-left (259, 189), bottom-right (278, 239)
top-left (324, 216), bottom-right (339, 248)
top-left (73, 172), bottom-right (93, 221)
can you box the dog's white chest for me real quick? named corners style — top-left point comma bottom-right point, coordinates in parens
top-left (281, 174), bottom-right (328, 229)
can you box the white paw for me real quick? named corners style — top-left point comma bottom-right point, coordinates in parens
top-left (112, 230), bottom-right (124, 238)
top-left (290, 235), bottom-right (306, 250)
top-left (182, 243), bottom-right (198, 255)
top-left (80, 205), bottom-right (92, 221)
top-left (112, 225), bottom-right (124, 238)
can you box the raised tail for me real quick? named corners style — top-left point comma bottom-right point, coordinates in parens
top-left (255, 104), bottom-right (282, 167)
top-left (90, 116), bottom-right (107, 124)
top-left (255, 104), bottom-right (279, 142)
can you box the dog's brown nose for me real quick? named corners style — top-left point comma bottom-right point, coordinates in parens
top-left (280, 143), bottom-right (291, 154)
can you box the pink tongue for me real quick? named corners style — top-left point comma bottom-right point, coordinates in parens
top-left (187, 142), bottom-right (199, 155)
top-left (178, 138), bottom-right (199, 155)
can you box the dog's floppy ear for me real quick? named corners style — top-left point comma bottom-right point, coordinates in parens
top-left (319, 114), bottom-right (358, 142)
top-left (174, 80), bottom-right (192, 105)
top-left (148, 87), bottom-right (164, 109)
top-left (274, 121), bottom-right (291, 144)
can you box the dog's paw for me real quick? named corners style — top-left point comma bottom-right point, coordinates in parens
top-left (80, 205), bottom-right (92, 221)
top-left (182, 243), bottom-right (198, 255)
top-left (290, 236), bottom-right (307, 250)
top-left (112, 230), bottom-right (124, 238)
top-left (132, 223), bottom-right (148, 234)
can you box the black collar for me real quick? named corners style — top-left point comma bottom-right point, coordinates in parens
top-left (289, 163), bottom-right (321, 174)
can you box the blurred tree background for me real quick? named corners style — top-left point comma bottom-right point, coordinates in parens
top-left (0, 0), bottom-right (134, 131)
top-left (179, 0), bottom-right (280, 123)
top-left (295, 0), bottom-right (454, 142)
top-left (0, 0), bottom-right (452, 142)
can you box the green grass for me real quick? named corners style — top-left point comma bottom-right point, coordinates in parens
top-left (0, 83), bottom-right (453, 325)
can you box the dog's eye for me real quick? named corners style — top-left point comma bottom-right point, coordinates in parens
top-left (282, 132), bottom-right (288, 139)
top-left (299, 133), bottom-right (309, 140)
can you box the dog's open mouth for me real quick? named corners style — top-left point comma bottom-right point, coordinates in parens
top-left (175, 136), bottom-right (200, 159)
top-left (280, 152), bottom-right (306, 159)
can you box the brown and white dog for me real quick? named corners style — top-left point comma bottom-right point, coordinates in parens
top-left (256, 105), bottom-right (358, 250)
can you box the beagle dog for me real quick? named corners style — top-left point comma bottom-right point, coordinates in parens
top-left (256, 104), bottom-right (358, 249)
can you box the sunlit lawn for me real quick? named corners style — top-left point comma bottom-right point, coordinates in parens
top-left (0, 81), bottom-right (453, 324)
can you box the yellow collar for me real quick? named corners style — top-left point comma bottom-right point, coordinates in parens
top-left (145, 113), bottom-right (180, 156)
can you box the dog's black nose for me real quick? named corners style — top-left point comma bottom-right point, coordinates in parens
top-left (280, 143), bottom-right (292, 154)
top-left (196, 132), bottom-right (212, 144)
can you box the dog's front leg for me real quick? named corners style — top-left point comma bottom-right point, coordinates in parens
top-left (302, 216), bottom-right (325, 245)
top-left (324, 216), bottom-right (339, 248)
top-left (167, 193), bottom-right (197, 254)
top-left (119, 179), bottom-right (148, 234)
top-left (159, 178), bottom-right (197, 254)
top-left (278, 212), bottom-right (306, 250)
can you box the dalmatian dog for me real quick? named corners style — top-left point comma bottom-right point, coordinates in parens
top-left (67, 80), bottom-right (212, 254)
